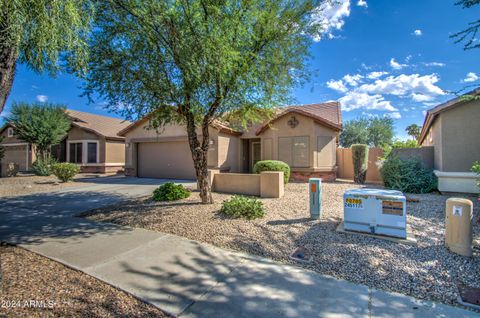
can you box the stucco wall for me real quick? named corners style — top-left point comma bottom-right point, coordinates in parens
top-left (422, 117), bottom-right (443, 171)
top-left (439, 100), bottom-right (480, 172)
top-left (105, 141), bottom-right (126, 164)
top-left (259, 113), bottom-right (337, 171)
top-left (217, 132), bottom-right (240, 172)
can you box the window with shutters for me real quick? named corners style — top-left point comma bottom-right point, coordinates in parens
top-left (317, 136), bottom-right (335, 168)
top-left (278, 136), bottom-right (309, 167)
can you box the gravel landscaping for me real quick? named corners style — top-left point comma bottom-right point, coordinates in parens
top-left (0, 175), bottom-right (91, 198)
top-left (82, 181), bottom-right (480, 306)
top-left (0, 243), bottom-right (168, 318)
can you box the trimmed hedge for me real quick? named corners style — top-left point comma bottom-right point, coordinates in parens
top-left (351, 144), bottom-right (368, 184)
top-left (253, 160), bottom-right (290, 184)
top-left (152, 182), bottom-right (190, 201)
top-left (380, 156), bottom-right (437, 193)
top-left (52, 162), bottom-right (80, 182)
top-left (220, 195), bottom-right (265, 219)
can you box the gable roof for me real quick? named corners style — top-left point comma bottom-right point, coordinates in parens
top-left (256, 101), bottom-right (342, 135)
top-left (117, 114), bottom-right (242, 137)
top-left (67, 110), bottom-right (132, 140)
top-left (418, 88), bottom-right (480, 144)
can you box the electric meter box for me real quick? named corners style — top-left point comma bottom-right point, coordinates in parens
top-left (344, 188), bottom-right (407, 239)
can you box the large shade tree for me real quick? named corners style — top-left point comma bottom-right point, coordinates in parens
top-left (0, 0), bottom-right (94, 114)
top-left (7, 102), bottom-right (71, 161)
top-left (340, 117), bottom-right (394, 148)
top-left (84, 0), bottom-right (325, 203)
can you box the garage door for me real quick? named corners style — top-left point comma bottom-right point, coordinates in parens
top-left (137, 141), bottom-right (196, 179)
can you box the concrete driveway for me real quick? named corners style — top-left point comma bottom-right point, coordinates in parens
top-left (0, 176), bottom-right (196, 244)
top-left (0, 176), bottom-right (477, 317)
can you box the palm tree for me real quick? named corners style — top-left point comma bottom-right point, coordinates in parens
top-left (405, 124), bottom-right (421, 141)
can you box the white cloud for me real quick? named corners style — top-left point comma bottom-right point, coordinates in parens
top-left (463, 72), bottom-right (478, 83)
top-left (358, 73), bottom-right (444, 98)
top-left (390, 58), bottom-right (408, 70)
top-left (326, 79), bottom-right (348, 93)
top-left (411, 93), bottom-right (435, 102)
top-left (36, 95), bottom-right (48, 103)
top-left (339, 91), bottom-right (397, 112)
top-left (413, 29), bottom-right (422, 36)
top-left (366, 71), bottom-right (388, 79)
top-left (357, 0), bottom-right (368, 7)
top-left (424, 62), bottom-right (445, 67)
top-left (312, 0), bottom-right (351, 41)
top-left (388, 112), bottom-right (402, 119)
top-left (343, 74), bottom-right (363, 86)
top-left (422, 110), bottom-right (427, 116)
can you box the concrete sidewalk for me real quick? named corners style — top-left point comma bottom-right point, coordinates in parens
top-left (1, 180), bottom-right (477, 317)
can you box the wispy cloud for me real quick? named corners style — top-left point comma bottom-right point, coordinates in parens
top-left (366, 71), bottom-right (388, 79)
top-left (390, 58), bottom-right (408, 70)
top-left (357, 0), bottom-right (368, 8)
top-left (423, 62), bottom-right (446, 67)
top-left (36, 95), bottom-right (48, 103)
top-left (339, 91), bottom-right (397, 112)
top-left (312, 0), bottom-right (351, 41)
top-left (462, 72), bottom-right (478, 83)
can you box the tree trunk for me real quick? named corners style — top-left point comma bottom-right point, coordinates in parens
top-left (0, 12), bottom-right (18, 114)
top-left (185, 112), bottom-right (213, 204)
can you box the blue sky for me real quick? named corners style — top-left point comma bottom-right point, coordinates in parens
top-left (2, 0), bottom-right (479, 139)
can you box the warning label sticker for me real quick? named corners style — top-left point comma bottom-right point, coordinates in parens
top-left (345, 198), bottom-right (363, 209)
top-left (382, 200), bottom-right (404, 216)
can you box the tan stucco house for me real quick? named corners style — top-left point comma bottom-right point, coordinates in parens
top-left (419, 88), bottom-right (480, 193)
top-left (119, 102), bottom-right (342, 181)
top-left (0, 110), bottom-right (130, 176)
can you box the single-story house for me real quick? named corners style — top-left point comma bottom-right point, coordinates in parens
top-left (119, 102), bottom-right (342, 181)
top-left (0, 110), bottom-right (131, 176)
top-left (418, 88), bottom-right (480, 193)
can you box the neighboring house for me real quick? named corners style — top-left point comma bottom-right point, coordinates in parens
top-left (119, 102), bottom-right (342, 181)
top-left (418, 88), bottom-right (480, 193)
top-left (0, 110), bottom-right (131, 176)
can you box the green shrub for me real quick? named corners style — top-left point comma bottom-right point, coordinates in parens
top-left (52, 163), bottom-right (80, 182)
top-left (380, 157), bottom-right (437, 193)
top-left (472, 161), bottom-right (480, 190)
top-left (152, 182), bottom-right (190, 201)
top-left (352, 144), bottom-right (369, 184)
top-left (220, 195), bottom-right (265, 219)
top-left (31, 158), bottom-right (56, 176)
top-left (253, 160), bottom-right (290, 184)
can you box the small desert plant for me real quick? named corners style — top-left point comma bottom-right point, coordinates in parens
top-left (31, 158), bottom-right (56, 176)
top-left (6, 162), bottom-right (19, 177)
top-left (220, 195), bottom-right (265, 219)
top-left (472, 161), bottom-right (480, 191)
top-left (52, 162), bottom-right (80, 182)
top-left (152, 182), bottom-right (190, 201)
top-left (380, 157), bottom-right (437, 193)
top-left (352, 144), bottom-right (369, 184)
top-left (253, 160), bottom-right (290, 184)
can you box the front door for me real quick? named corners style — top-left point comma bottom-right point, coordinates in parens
top-left (251, 141), bottom-right (261, 171)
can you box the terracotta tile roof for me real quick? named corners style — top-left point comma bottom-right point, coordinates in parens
top-left (256, 101), bottom-right (342, 135)
top-left (67, 109), bottom-right (132, 140)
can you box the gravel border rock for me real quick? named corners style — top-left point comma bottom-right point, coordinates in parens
top-left (0, 243), bottom-right (168, 317)
top-left (82, 181), bottom-right (480, 306)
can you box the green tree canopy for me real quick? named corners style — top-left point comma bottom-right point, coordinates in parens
top-left (7, 103), bottom-right (71, 160)
top-left (83, 0), bottom-right (324, 203)
top-left (405, 124), bottom-right (421, 140)
top-left (340, 117), bottom-right (394, 148)
top-left (0, 0), bottom-right (94, 113)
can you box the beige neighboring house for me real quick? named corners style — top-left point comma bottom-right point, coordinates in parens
top-left (119, 102), bottom-right (342, 181)
top-left (419, 88), bottom-right (480, 193)
top-left (0, 110), bottom-right (131, 176)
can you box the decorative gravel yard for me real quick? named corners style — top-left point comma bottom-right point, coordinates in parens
top-left (82, 181), bottom-right (480, 306)
top-left (0, 243), bottom-right (168, 317)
